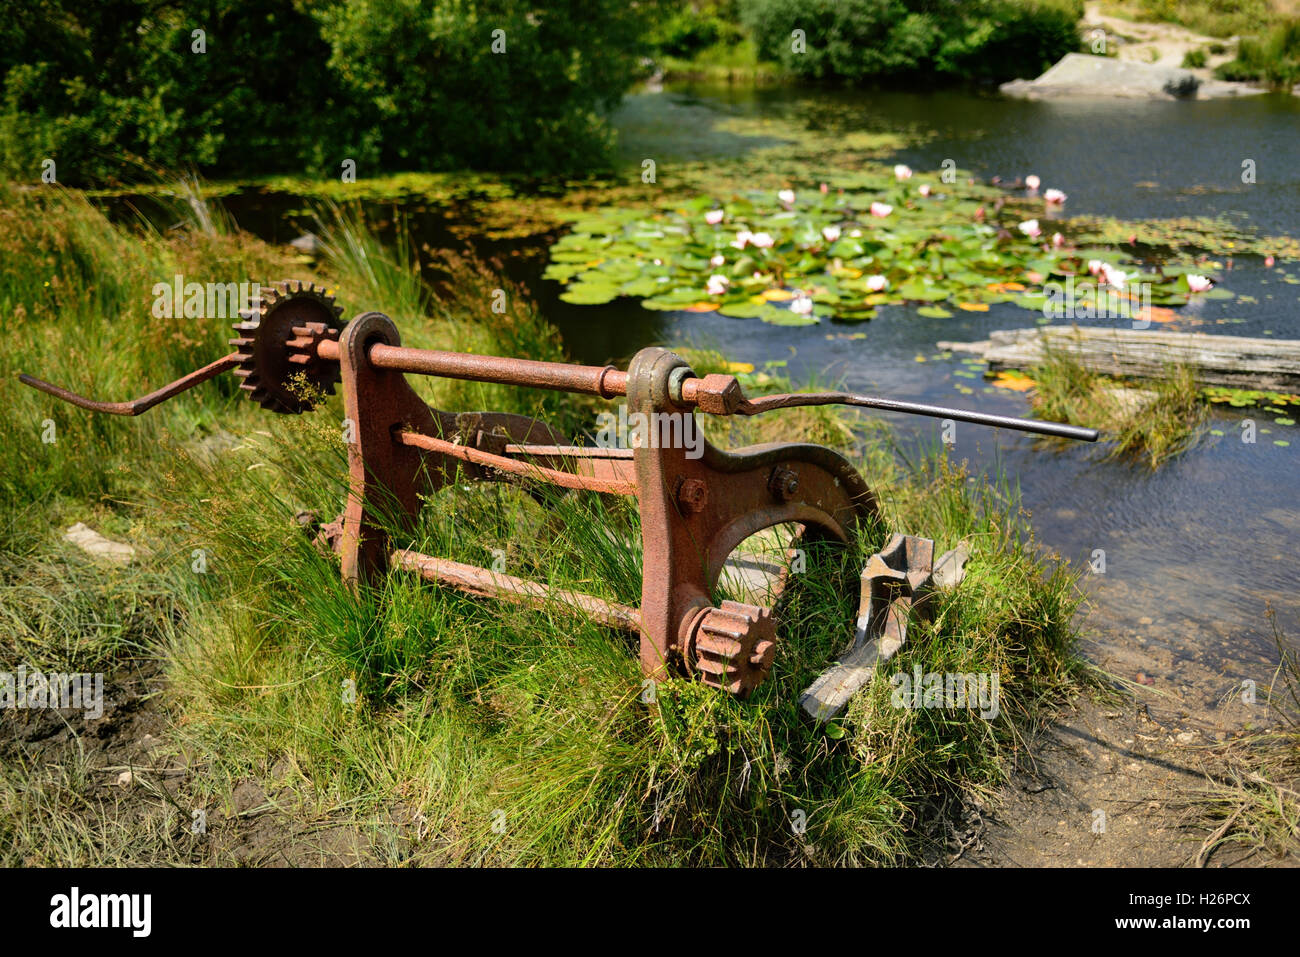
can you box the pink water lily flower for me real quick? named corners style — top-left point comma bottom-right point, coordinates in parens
top-left (819, 182), bottom-right (829, 194)
top-left (709, 254), bottom-right (725, 267)
top-left (1088, 259), bottom-right (1105, 276)
top-left (706, 274), bottom-right (730, 296)
top-left (822, 225), bottom-right (842, 243)
top-left (865, 274), bottom-right (888, 292)
top-left (790, 295), bottom-right (814, 315)
top-left (870, 202), bottom-right (893, 218)
top-left (1187, 274), bottom-right (1214, 292)
top-left (778, 189), bottom-right (796, 205)
top-left (730, 229), bottom-right (754, 250)
top-left (705, 208), bottom-right (724, 225)
top-left (918, 184), bottom-right (932, 197)
top-left (1043, 188), bottom-right (1067, 205)
top-left (1099, 263), bottom-right (1127, 288)
top-left (1025, 174), bottom-right (1041, 191)
top-left (894, 164), bottom-right (912, 181)
top-left (750, 232), bottom-right (775, 249)
top-left (1018, 218), bottom-right (1042, 238)
top-left (1264, 254), bottom-right (1275, 267)
top-left (1051, 232), bottom-right (1064, 248)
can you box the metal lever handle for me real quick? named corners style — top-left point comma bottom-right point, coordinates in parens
top-left (736, 391), bottom-right (1100, 442)
top-left (17, 353), bottom-right (242, 416)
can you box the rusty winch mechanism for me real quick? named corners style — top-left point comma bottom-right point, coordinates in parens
top-left (20, 281), bottom-right (1097, 718)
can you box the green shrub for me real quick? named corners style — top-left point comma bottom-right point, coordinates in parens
top-left (1182, 47), bottom-right (1209, 68)
top-left (1213, 18), bottom-right (1300, 89)
top-left (740, 0), bottom-right (1081, 84)
top-left (0, 0), bottom-right (657, 185)
top-left (650, 2), bottom-right (747, 59)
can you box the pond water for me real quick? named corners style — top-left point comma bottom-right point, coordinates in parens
top-left (201, 83), bottom-right (1300, 682)
top-left (608, 86), bottom-right (1300, 684)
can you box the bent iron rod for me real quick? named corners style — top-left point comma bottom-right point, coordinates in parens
top-left (17, 339), bottom-right (1098, 441)
top-left (17, 353), bottom-right (242, 416)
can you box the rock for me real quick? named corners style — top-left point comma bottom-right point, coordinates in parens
top-left (289, 232), bottom-right (323, 256)
top-left (1175, 730), bottom-right (1198, 744)
top-left (64, 523), bottom-right (135, 565)
top-left (116, 770), bottom-right (134, 787)
top-left (1098, 385), bottom-right (1157, 420)
top-left (932, 543), bottom-right (970, 589)
top-left (1001, 53), bottom-right (1265, 100)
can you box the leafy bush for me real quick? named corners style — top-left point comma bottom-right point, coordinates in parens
top-left (1213, 19), bottom-right (1300, 90)
top-left (1182, 46), bottom-right (1209, 68)
top-left (740, 0), bottom-right (1081, 84)
top-left (650, 2), bottom-right (747, 59)
top-left (0, 0), bottom-right (656, 185)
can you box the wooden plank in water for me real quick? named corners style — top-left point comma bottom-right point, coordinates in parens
top-left (937, 327), bottom-right (1300, 392)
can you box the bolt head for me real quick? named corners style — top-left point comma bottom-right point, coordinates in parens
top-left (677, 477), bottom-right (708, 514)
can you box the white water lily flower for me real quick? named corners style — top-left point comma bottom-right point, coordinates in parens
top-left (1043, 188), bottom-right (1067, 205)
top-left (750, 232), bottom-right (775, 248)
top-left (870, 202), bottom-right (892, 218)
top-left (790, 295), bottom-right (814, 315)
top-left (778, 189), bottom-right (796, 204)
top-left (1018, 218), bottom-right (1042, 238)
top-left (730, 229), bottom-right (753, 250)
top-left (1025, 174), bottom-right (1041, 190)
top-left (706, 274), bottom-right (730, 296)
top-left (894, 164), bottom-right (912, 181)
top-left (1052, 232), bottom-right (1064, 248)
top-left (822, 225), bottom-right (841, 243)
top-left (705, 208), bottom-right (724, 225)
top-left (709, 254), bottom-right (725, 267)
top-left (1187, 274), bottom-right (1214, 292)
top-left (918, 184), bottom-right (932, 197)
top-left (865, 274), bottom-right (887, 292)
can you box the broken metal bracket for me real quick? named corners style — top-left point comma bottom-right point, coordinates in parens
top-left (800, 534), bottom-right (969, 722)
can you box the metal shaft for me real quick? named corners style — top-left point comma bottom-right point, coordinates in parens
top-left (316, 339), bottom-right (628, 398)
top-left (737, 391), bottom-right (1099, 441)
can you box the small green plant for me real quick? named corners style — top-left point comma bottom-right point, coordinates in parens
top-left (1182, 46), bottom-right (1209, 68)
top-left (1026, 346), bottom-right (1208, 468)
top-left (1213, 18), bottom-right (1300, 90)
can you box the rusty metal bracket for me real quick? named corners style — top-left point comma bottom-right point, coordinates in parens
top-left (800, 534), bottom-right (974, 722)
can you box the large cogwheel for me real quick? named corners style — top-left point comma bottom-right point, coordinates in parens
top-left (685, 600), bottom-right (778, 698)
top-left (231, 280), bottom-right (344, 413)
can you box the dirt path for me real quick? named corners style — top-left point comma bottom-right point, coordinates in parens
top-left (1082, 2), bottom-right (1235, 74)
top-left (942, 610), bottom-right (1297, 867)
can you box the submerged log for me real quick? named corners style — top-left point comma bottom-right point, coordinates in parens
top-left (937, 327), bottom-right (1300, 392)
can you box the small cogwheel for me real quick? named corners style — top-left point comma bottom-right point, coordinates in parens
top-left (685, 600), bottom-right (778, 697)
top-left (230, 280), bottom-right (344, 413)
